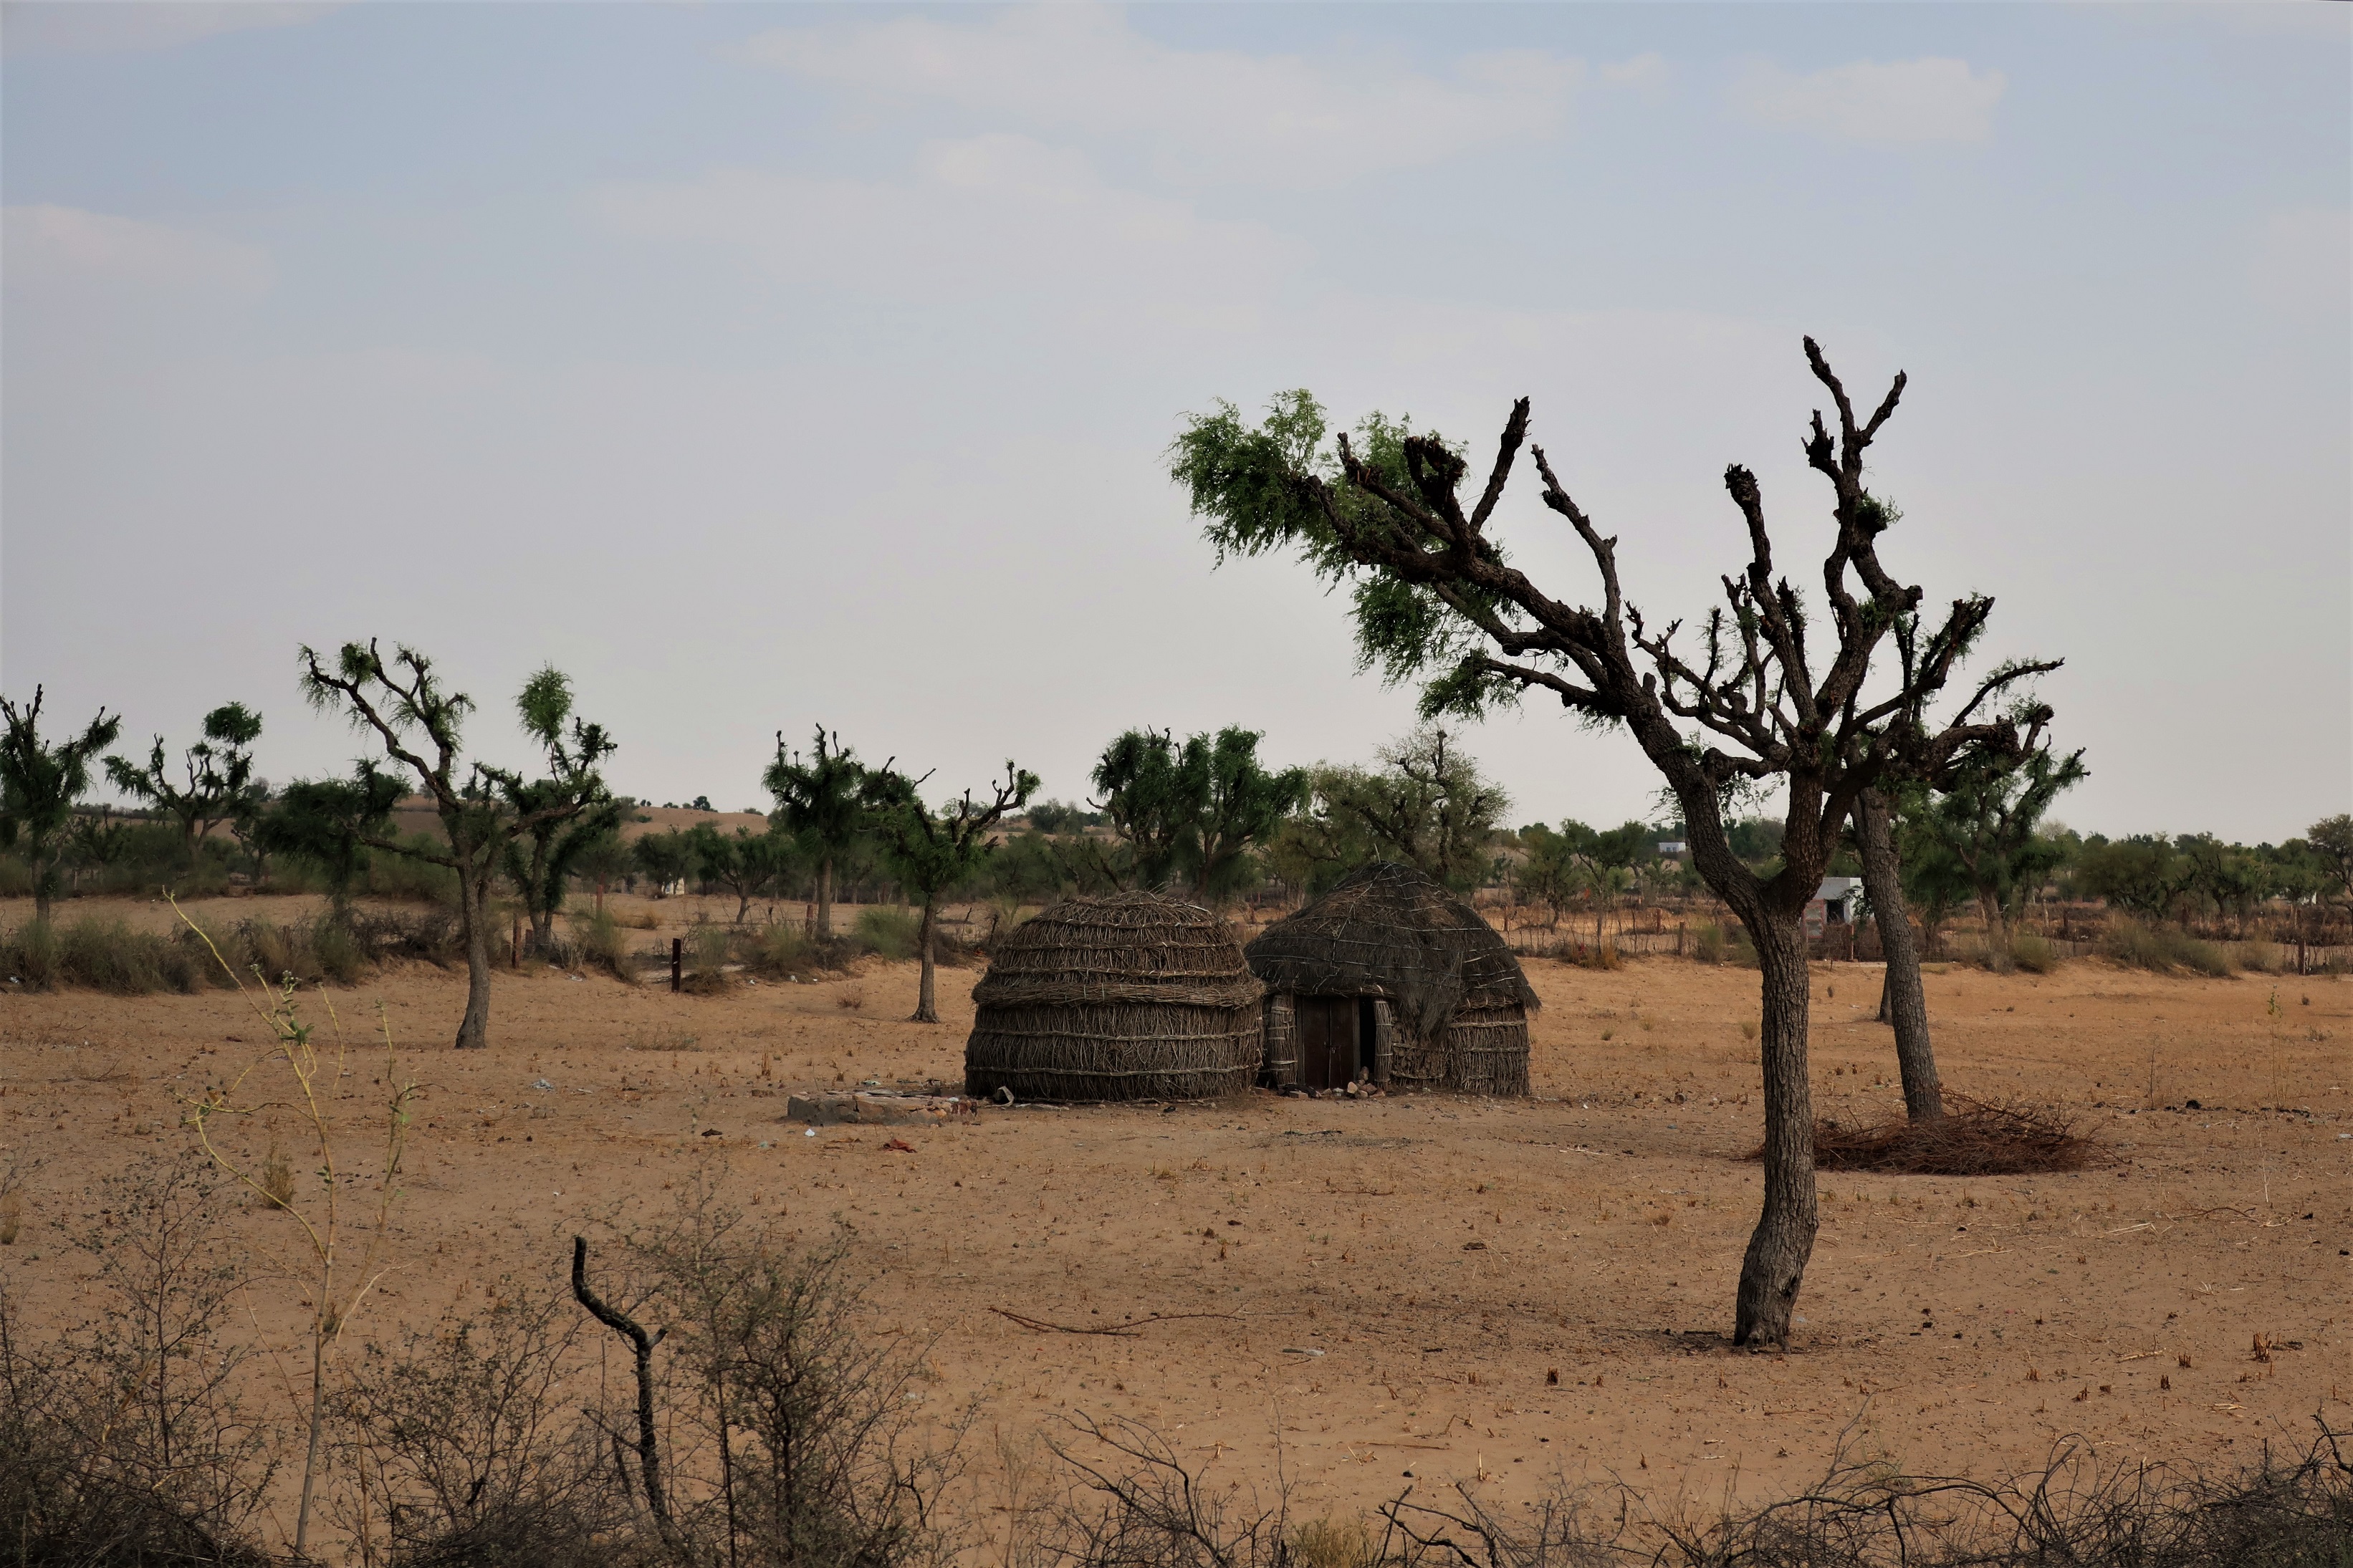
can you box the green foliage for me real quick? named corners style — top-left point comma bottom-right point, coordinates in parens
top-left (764, 726), bottom-right (872, 872)
top-left (1907, 742), bottom-right (2086, 930)
top-left (2102, 916), bottom-right (2230, 976)
top-left (102, 701), bottom-right (263, 857)
top-left (1023, 799), bottom-right (1102, 834)
top-left (0, 688), bottom-right (122, 917)
top-left (632, 829), bottom-right (695, 894)
top-left (1276, 727), bottom-right (1505, 895)
top-left (2075, 834), bottom-right (2189, 920)
top-left (851, 907), bottom-right (919, 961)
top-left (863, 762), bottom-right (1037, 915)
top-left (0, 918), bottom-right (203, 994)
top-left (1086, 725), bottom-right (1305, 898)
top-left (259, 771), bottom-right (402, 912)
top-left (987, 827), bottom-right (1076, 904)
top-left (568, 906), bottom-right (636, 982)
top-left (687, 823), bottom-right (799, 921)
top-left (2308, 814), bottom-right (2353, 905)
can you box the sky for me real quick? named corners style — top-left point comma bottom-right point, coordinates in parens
top-left (4, 1), bottom-right (2347, 844)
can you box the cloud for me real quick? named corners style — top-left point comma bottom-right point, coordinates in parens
top-left (731, 8), bottom-right (1581, 188)
top-left (1732, 57), bottom-right (2005, 145)
top-left (0, 2), bottom-right (333, 57)
top-left (2, 204), bottom-right (274, 297)
top-left (1601, 53), bottom-right (1668, 91)
top-left (2252, 207), bottom-right (2351, 318)
top-left (588, 135), bottom-right (1303, 326)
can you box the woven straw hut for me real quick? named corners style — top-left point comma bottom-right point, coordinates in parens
top-left (964, 891), bottom-right (1264, 1102)
top-left (1246, 860), bottom-right (1536, 1097)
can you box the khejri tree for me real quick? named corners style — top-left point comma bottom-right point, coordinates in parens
top-left (1172, 339), bottom-right (2059, 1345)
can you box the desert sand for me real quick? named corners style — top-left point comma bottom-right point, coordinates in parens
top-left (1, 891), bottom-right (2345, 1540)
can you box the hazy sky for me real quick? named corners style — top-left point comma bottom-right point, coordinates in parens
top-left (5, 2), bottom-right (2347, 842)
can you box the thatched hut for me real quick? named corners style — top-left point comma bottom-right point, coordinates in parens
top-left (964, 891), bottom-right (1264, 1102)
top-left (1246, 860), bottom-right (1536, 1097)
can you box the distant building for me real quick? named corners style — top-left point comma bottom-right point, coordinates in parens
top-left (1658, 840), bottom-right (1688, 856)
top-left (1806, 875), bottom-right (1859, 938)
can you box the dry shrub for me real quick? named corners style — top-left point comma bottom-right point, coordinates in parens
top-left (837, 986), bottom-right (867, 1011)
top-left (1772, 1094), bottom-right (2102, 1177)
top-left (681, 923), bottom-right (734, 994)
top-left (0, 917), bottom-right (205, 994)
top-left (332, 1280), bottom-right (633, 1567)
top-left (570, 906), bottom-right (637, 982)
top-left (259, 1143), bottom-right (295, 1210)
top-left (0, 1155), bottom-right (277, 1565)
top-left (347, 906), bottom-right (464, 967)
top-left (2102, 918), bottom-right (2230, 977)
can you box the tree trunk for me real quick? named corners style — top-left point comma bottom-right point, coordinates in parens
top-left (1854, 789), bottom-right (1942, 1121)
top-left (1980, 892), bottom-right (2009, 964)
top-left (1733, 906), bottom-right (1818, 1347)
top-left (529, 904), bottom-right (555, 958)
top-left (911, 900), bottom-right (939, 1024)
top-left (455, 875), bottom-right (493, 1050)
top-left (815, 857), bottom-right (834, 941)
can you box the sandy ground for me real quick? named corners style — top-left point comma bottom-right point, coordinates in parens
top-left (1, 892), bottom-right (2347, 1549)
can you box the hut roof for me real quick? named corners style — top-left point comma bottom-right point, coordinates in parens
top-left (1245, 860), bottom-right (1537, 1040)
top-left (971, 890), bottom-right (1262, 1010)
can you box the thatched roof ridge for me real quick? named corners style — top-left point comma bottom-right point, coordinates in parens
top-left (1245, 860), bottom-right (1536, 1042)
top-left (972, 890), bottom-right (1262, 1011)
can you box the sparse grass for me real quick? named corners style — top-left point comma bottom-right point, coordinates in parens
top-left (259, 1143), bottom-right (295, 1210)
top-left (627, 1029), bottom-right (701, 1052)
top-left (570, 906), bottom-right (636, 982)
top-left (681, 923), bottom-right (733, 994)
top-left (2103, 918), bottom-right (2230, 977)
top-left (855, 905), bottom-right (921, 961)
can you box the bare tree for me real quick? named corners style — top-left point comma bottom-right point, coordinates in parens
top-left (299, 643), bottom-right (614, 1050)
top-left (1174, 339), bottom-right (2056, 1344)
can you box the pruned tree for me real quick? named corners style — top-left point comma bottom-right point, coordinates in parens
top-left (0, 688), bottom-right (121, 922)
top-left (260, 771), bottom-right (404, 920)
top-left (863, 761), bottom-right (1036, 1023)
top-left (497, 669), bottom-right (621, 958)
top-left (764, 728), bottom-right (872, 940)
top-left (633, 829), bottom-right (694, 898)
top-left (105, 703), bottom-right (263, 862)
top-left (1317, 726), bottom-right (1506, 894)
top-left (299, 643), bottom-right (614, 1050)
top-left (1088, 728), bottom-right (1194, 891)
top-left (689, 823), bottom-right (799, 925)
top-left (1909, 740), bottom-right (2084, 956)
top-left (1188, 726), bottom-right (1309, 905)
top-left (1171, 340), bottom-right (2055, 1345)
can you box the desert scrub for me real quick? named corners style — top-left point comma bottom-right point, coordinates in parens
top-left (0, 917), bottom-right (204, 994)
top-left (2102, 917), bottom-right (2230, 976)
top-left (569, 906), bottom-right (636, 981)
top-left (853, 905), bottom-right (921, 961)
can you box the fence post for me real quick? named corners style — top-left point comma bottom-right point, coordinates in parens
top-left (671, 936), bottom-right (683, 994)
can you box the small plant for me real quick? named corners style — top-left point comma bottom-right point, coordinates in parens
top-left (1739, 1019), bottom-right (1758, 1042)
top-left (172, 896), bottom-right (417, 1559)
top-left (836, 986), bottom-right (867, 1011)
top-left (259, 1143), bottom-right (295, 1210)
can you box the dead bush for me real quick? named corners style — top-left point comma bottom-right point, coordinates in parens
top-left (1758, 1094), bottom-right (2102, 1177)
top-left (333, 1279), bottom-right (636, 1567)
top-left (0, 1154), bottom-right (277, 1564)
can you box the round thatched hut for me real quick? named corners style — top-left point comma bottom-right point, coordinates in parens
top-left (1246, 860), bottom-right (1536, 1097)
top-left (964, 892), bottom-right (1264, 1102)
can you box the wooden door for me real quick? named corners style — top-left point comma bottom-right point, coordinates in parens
top-left (1295, 996), bottom-right (1357, 1090)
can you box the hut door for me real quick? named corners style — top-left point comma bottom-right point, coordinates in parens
top-left (1295, 997), bottom-right (1357, 1090)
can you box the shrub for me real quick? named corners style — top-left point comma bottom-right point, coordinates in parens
top-left (0, 918), bottom-right (206, 994)
top-left (2008, 931), bottom-right (2061, 973)
top-left (681, 923), bottom-right (732, 994)
top-left (742, 922), bottom-right (815, 976)
top-left (853, 906), bottom-right (920, 961)
top-left (570, 907), bottom-right (636, 983)
top-left (2103, 917), bottom-right (2230, 976)
top-left (347, 907), bottom-right (464, 967)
